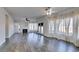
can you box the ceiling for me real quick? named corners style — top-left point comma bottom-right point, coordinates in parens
top-left (5, 7), bottom-right (44, 17)
top-left (4, 7), bottom-right (77, 22)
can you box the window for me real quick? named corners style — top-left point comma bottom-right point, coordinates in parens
top-left (59, 19), bottom-right (65, 33)
top-left (29, 23), bottom-right (33, 31)
top-left (77, 16), bottom-right (79, 39)
top-left (69, 18), bottom-right (73, 35)
top-left (77, 26), bottom-right (79, 39)
top-left (49, 21), bottom-right (54, 34)
top-left (29, 23), bottom-right (38, 31)
top-left (33, 23), bottom-right (38, 31)
top-left (65, 18), bottom-right (70, 33)
top-left (55, 19), bottom-right (60, 33)
top-left (59, 20), bottom-right (63, 32)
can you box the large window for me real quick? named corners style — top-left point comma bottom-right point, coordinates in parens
top-left (48, 15), bottom-right (79, 40)
top-left (59, 19), bottom-right (65, 33)
top-left (29, 23), bottom-right (38, 31)
top-left (69, 18), bottom-right (73, 36)
top-left (77, 26), bottom-right (79, 39)
top-left (49, 21), bottom-right (54, 34)
top-left (29, 23), bottom-right (33, 30)
top-left (77, 16), bottom-right (79, 39)
top-left (58, 17), bottom-right (73, 36)
top-left (65, 18), bottom-right (70, 35)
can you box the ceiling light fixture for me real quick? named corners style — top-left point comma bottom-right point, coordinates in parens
top-left (45, 7), bottom-right (52, 15)
top-left (45, 7), bottom-right (55, 16)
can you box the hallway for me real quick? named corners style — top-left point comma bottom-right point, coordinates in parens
top-left (0, 33), bottom-right (79, 52)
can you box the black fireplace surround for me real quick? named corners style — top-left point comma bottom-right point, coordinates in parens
top-left (23, 29), bottom-right (28, 33)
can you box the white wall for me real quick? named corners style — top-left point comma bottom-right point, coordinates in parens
top-left (8, 15), bottom-right (14, 38)
top-left (0, 8), bottom-right (6, 46)
top-left (0, 7), bottom-right (14, 46)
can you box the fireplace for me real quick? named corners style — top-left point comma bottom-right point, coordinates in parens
top-left (23, 29), bottom-right (28, 33)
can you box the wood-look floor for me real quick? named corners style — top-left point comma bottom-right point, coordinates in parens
top-left (0, 32), bottom-right (79, 52)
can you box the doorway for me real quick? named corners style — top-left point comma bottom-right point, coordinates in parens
top-left (38, 23), bottom-right (43, 34)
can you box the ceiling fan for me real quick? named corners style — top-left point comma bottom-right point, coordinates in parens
top-left (45, 7), bottom-right (52, 15)
top-left (45, 7), bottom-right (51, 11)
top-left (45, 7), bottom-right (55, 15)
top-left (25, 18), bottom-right (29, 21)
